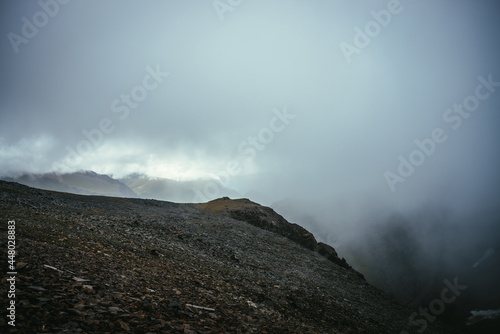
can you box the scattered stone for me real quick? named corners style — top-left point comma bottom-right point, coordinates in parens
top-left (247, 301), bottom-right (258, 308)
top-left (0, 180), bottom-right (466, 334)
top-left (37, 297), bottom-right (51, 303)
top-left (16, 262), bottom-right (28, 269)
top-left (186, 304), bottom-right (216, 312)
top-left (73, 277), bottom-right (90, 282)
top-left (110, 306), bottom-right (124, 313)
top-left (118, 320), bottom-right (130, 331)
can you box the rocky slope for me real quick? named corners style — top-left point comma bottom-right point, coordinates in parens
top-left (196, 198), bottom-right (357, 273)
top-left (0, 181), bottom-right (465, 333)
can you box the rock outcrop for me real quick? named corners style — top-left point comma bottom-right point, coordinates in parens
top-left (197, 197), bottom-right (364, 277)
top-left (199, 197), bottom-right (317, 250)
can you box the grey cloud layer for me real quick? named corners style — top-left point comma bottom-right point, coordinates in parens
top-left (0, 0), bottom-right (499, 214)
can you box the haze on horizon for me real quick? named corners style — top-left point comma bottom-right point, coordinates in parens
top-left (1, 0), bottom-right (500, 216)
top-left (2, 1), bottom-right (500, 317)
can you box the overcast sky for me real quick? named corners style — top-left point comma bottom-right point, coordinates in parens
top-left (1, 0), bottom-right (500, 212)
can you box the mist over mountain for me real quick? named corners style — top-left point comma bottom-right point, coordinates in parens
top-left (2, 171), bottom-right (137, 198)
top-left (120, 173), bottom-right (241, 203)
top-left (3, 169), bottom-right (499, 331)
top-left (272, 197), bottom-right (500, 323)
top-left (1, 171), bottom-right (242, 203)
top-left (1, 0), bottom-right (500, 332)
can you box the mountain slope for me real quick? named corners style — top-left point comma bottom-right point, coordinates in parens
top-left (197, 197), bottom-right (358, 274)
top-left (0, 181), bottom-right (465, 333)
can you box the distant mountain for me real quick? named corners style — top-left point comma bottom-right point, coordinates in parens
top-left (120, 174), bottom-right (241, 203)
top-left (2, 171), bottom-right (137, 198)
top-left (1, 171), bottom-right (242, 203)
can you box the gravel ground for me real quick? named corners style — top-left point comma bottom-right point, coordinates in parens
top-left (0, 181), bottom-right (466, 333)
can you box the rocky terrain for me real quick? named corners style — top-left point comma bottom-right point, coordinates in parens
top-left (196, 198), bottom-right (356, 273)
top-left (0, 181), bottom-right (466, 333)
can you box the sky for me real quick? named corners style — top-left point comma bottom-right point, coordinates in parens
top-left (1, 0), bottom-right (500, 214)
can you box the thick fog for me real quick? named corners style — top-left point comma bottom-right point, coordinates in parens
top-left (1, 0), bottom-right (500, 311)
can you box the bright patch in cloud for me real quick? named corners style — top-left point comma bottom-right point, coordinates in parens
top-left (0, 135), bottom-right (56, 176)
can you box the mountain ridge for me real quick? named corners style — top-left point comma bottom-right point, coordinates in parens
top-left (1, 171), bottom-right (137, 198)
top-left (1, 171), bottom-right (242, 204)
top-left (196, 197), bottom-right (361, 276)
